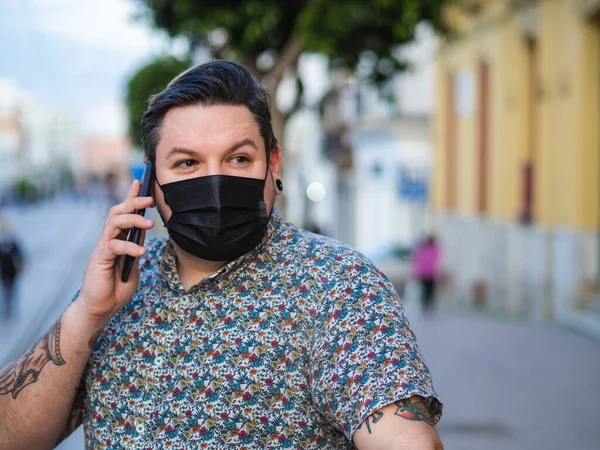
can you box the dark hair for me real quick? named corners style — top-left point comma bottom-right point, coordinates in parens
top-left (141, 60), bottom-right (277, 162)
top-left (426, 234), bottom-right (437, 246)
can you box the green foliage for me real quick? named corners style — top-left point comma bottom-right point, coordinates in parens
top-left (125, 56), bottom-right (190, 148)
top-left (126, 0), bottom-right (451, 144)
top-left (12, 176), bottom-right (38, 202)
top-left (134, 0), bottom-right (451, 81)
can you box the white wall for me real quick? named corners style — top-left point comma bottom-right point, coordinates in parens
top-left (48, 112), bottom-right (80, 169)
top-left (0, 79), bottom-right (24, 190)
top-left (352, 124), bottom-right (432, 254)
top-left (394, 22), bottom-right (436, 117)
top-left (284, 109), bottom-right (337, 233)
top-left (0, 79), bottom-right (82, 195)
top-left (352, 129), bottom-right (400, 252)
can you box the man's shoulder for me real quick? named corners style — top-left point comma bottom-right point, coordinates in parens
top-left (278, 222), bottom-right (381, 278)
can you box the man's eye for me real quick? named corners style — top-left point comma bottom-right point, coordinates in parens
top-left (231, 156), bottom-right (249, 164)
top-left (177, 160), bottom-right (196, 168)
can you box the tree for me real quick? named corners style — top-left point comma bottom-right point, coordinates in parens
top-left (125, 56), bottom-right (191, 149)
top-left (131, 0), bottom-right (451, 143)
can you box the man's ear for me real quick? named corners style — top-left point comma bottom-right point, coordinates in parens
top-left (269, 146), bottom-right (282, 178)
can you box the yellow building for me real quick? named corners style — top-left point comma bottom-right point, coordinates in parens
top-left (433, 0), bottom-right (600, 337)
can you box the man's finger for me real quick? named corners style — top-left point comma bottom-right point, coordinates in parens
top-left (128, 196), bottom-right (155, 210)
top-left (126, 245), bottom-right (144, 285)
top-left (98, 239), bottom-right (146, 260)
top-left (126, 179), bottom-right (141, 200)
top-left (107, 196), bottom-right (154, 218)
top-left (102, 215), bottom-right (154, 242)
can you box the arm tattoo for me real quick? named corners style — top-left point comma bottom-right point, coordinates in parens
top-left (55, 384), bottom-right (86, 446)
top-left (356, 410), bottom-right (383, 434)
top-left (0, 318), bottom-right (66, 399)
top-left (88, 329), bottom-right (103, 349)
top-left (394, 397), bottom-right (435, 426)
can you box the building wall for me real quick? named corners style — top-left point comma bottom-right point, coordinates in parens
top-left (83, 137), bottom-right (131, 178)
top-left (434, 0), bottom-right (600, 230)
top-left (433, 0), bottom-right (600, 334)
top-left (0, 79), bottom-right (82, 197)
top-left (352, 126), bottom-right (427, 252)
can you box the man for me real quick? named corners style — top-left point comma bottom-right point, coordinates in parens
top-left (0, 220), bottom-right (23, 322)
top-left (0, 61), bottom-right (442, 449)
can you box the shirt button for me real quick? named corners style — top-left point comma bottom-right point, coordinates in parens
top-left (137, 424), bottom-right (145, 434)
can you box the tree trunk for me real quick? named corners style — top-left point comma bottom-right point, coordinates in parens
top-left (262, 37), bottom-right (304, 218)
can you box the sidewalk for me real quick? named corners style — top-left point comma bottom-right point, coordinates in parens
top-left (404, 300), bottom-right (600, 450)
top-left (0, 197), bottom-right (105, 366)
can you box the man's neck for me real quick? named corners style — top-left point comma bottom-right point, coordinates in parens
top-left (173, 245), bottom-right (229, 290)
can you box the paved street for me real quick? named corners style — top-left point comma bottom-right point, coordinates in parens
top-left (405, 302), bottom-right (600, 450)
top-left (0, 197), bottom-right (106, 365)
top-left (2, 201), bottom-right (599, 449)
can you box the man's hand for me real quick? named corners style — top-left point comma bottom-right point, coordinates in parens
top-left (352, 396), bottom-right (443, 450)
top-left (77, 180), bottom-right (155, 324)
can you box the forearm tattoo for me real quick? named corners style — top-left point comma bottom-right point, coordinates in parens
top-left (88, 329), bottom-right (103, 349)
top-left (55, 384), bottom-right (86, 446)
top-left (0, 318), bottom-right (66, 399)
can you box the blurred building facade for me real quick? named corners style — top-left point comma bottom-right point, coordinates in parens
top-left (0, 79), bottom-right (81, 200)
top-left (285, 24), bottom-right (436, 254)
top-left (433, 0), bottom-right (600, 337)
top-left (0, 80), bottom-right (23, 194)
top-left (82, 137), bottom-right (131, 180)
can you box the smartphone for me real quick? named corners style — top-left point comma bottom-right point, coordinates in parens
top-left (121, 160), bottom-right (153, 282)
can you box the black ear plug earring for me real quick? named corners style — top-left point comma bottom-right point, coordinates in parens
top-left (275, 179), bottom-right (284, 192)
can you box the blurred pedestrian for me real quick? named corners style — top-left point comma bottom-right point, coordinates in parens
top-left (412, 234), bottom-right (441, 315)
top-left (0, 220), bottom-right (23, 322)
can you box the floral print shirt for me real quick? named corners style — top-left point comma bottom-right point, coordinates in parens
top-left (81, 209), bottom-right (442, 449)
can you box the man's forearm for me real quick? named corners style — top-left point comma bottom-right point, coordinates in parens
top-left (0, 298), bottom-right (106, 450)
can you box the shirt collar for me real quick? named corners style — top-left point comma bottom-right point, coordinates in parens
top-left (157, 207), bottom-right (283, 293)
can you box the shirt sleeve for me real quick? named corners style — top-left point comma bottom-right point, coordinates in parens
top-left (308, 257), bottom-right (443, 442)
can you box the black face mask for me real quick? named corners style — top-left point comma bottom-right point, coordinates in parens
top-left (158, 174), bottom-right (270, 262)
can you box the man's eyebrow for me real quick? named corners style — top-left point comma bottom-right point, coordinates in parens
top-left (226, 138), bottom-right (258, 154)
top-left (165, 148), bottom-right (200, 159)
top-left (165, 139), bottom-right (258, 159)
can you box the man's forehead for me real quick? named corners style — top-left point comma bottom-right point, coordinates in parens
top-left (161, 104), bottom-right (258, 129)
top-left (156, 104), bottom-right (264, 156)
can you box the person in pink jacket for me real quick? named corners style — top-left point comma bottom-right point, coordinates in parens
top-left (412, 234), bottom-right (441, 315)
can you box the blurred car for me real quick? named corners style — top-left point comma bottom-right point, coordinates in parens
top-left (362, 243), bottom-right (413, 295)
